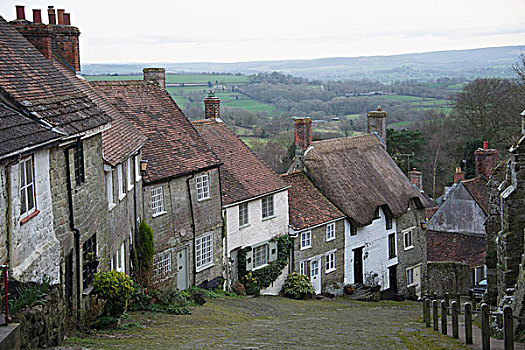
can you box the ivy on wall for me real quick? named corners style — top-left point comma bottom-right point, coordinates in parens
top-left (238, 235), bottom-right (292, 294)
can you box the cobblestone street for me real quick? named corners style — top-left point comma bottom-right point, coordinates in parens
top-left (63, 296), bottom-right (469, 349)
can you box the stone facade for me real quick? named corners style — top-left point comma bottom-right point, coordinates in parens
top-left (292, 219), bottom-right (345, 295)
top-left (143, 168), bottom-right (223, 288)
top-left (426, 262), bottom-right (472, 297)
top-left (0, 164), bottom-right (8, 266)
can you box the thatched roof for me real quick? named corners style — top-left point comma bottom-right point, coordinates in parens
top-left (304, 134), bottom-right (427, 226)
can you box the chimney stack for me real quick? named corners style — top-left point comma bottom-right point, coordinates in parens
top-left (32, 9), bottom-right (42, 24)
top-left (203, 92), bottom-right (220, 119)
top-left (408, 168), bottom-right (423, 191)
top-left (294, 117), bottom-right (312, 154)
top-left (143, 68), bottom-right (166, 90)
top-left (52, 13), bottom-right (81, 71)
top-left (48, 6), bottom-right (56, 25)
top-left (454, 167), bottom-right (465, 184)
top-left (475, 141), bottom-right (497, 179)
top-left (16, 5), bottom-right (25, 20)
top-left (367, 106), bottom-right (387, 150)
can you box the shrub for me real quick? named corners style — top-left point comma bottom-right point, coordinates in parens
top-left (134, 219), bottom-right (155, 289)
top-left (231, 281), bottom-right (246, 296)
top-left (8, 280), bottom-right (50, 315)
top-left (93, 271), bottom-right (134, 317)
top-left (281, 273), bottom-right (314, 300)
top-left (242, 272), bottom-right (260, 296)
top-left (128, 284), bottom-right (192, 314)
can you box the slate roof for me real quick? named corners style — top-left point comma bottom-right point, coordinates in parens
top-left (462, 176), bottom-right (489, 215)
top-left (91, 81), bottom-right (220, 182)
top-left (0, 103), bottom-right (62, 159)
top-left (192, 119), bottom-right (288, 205)
top-left (304, 134), bottom-right (428, 226)
top-left (281, 171), bottom-right (345, 231)
top-left (51, 58), bottom-right (146, 166)
top-left (427, 230), bottom-right (486, 267)
top-left (0, 16), bottom-right (110, 135)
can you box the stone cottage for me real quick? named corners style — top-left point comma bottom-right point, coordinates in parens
top-left (289, 109), bottom-right (429, 297)
top-left (92, 70), bottom-right (224, 289)
top-left (192, 94), bottom-right (289, 293)
top-left (281, 170), bottom-right (346, 295)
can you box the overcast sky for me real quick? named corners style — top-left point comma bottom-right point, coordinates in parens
top-left (1, 0), bottom-right (524, 63)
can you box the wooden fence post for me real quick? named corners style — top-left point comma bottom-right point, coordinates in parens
top-left (451, 301), bottom-right (459, 339)
top-left (441, 300), bottom-right (447, 335)
top-left (481, 303), bottom-right (490, 350)
top-left (456, 293), bottom-right (461, 309)
top-left (433, 300), bottom-right (439, 332)
top-left (423, 298), bottom-right (427, 324)
top-left (425, 299), bottom-right (431, 327)
top-left (445, 292), bottom-right (450, 315)
top-left (465, 302), bottom-right (473, 345)
top-left (433, 292), bottom-right (438, 301)
top-left (503, 305), bottom-right (514, 350)
top-left (472, 294), bottom-right (477, 311)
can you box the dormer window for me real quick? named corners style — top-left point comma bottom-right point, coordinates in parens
top-left (374, 207), bottom-right (380, 219)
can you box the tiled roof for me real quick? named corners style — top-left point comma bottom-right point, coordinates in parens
top-left (462, 176), bottom-right (489, 215)
top-left (304, 134), bottom-right (428, 226)
top-left (0, 16), bottom-right (109, 135)
top-left (192, 119), bottom-right (288, 205)
top-left (281, 171), bottom-right (345, 231)
top-left (91, 81), bottom-right (220, 182)
top-left (427, 230), bottom-right (486, 267)
top-left (0, 103), bottom-right (62, 159)
top-left (51, 58), bottom-right (146, 166)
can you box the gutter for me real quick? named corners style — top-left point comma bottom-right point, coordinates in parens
top-left (222, 186), bottom-right (291, 209)
top-left (185, 174), bottom-right (197, 286)
top-left (144, 163), bottom-right (222, 186)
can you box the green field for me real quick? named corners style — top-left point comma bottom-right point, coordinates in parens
top-left (84, 74), bottom-right (250, 84)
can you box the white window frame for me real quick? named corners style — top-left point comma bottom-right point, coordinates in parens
top-left (126, 158), bottom-right (133, 191)
top-left (134, 155), bottom-right (142, 182)
top-left (120, 242), bottom-right (125, 273)
top-left (153, 251), bottom-right (172, 280)
top-left (325, 251), bottom-right (336, 273)
top-left (151, 187), bottom-right (165, 217)
top-left (253, 244), bottom-right (269, 269)
top-left (300, 261), bottom-right (306, 276)
top-left (406, 266), bottom-right (415, 286)
top-left (239, 202), bottom-right (249, 228)
top-left (326, 222), bottom-right (335, 242)
top-left (105, 170), bottom-right (115, 210)
top-left (196, 233), bottom-right (213, 271)
top-left (262, 195), bottom-right (274, 219)
top-left (117, 164), bottom-right (125, 200)
top-left (300, 231), bottom-right (311, 250)
top-left (403, 228), bottom-right (414, 250)
top-left (19, 156), bottom-right (36, 218)
top-left (196, 174), bottom-right (210, 201)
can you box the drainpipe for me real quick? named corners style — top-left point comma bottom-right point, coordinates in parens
top-left (185, 174), bottom-right (196, 286)
top-left (64, 140), bottom-right (81, 321)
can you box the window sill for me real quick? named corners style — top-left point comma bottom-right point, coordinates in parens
top-left (404, 245), bottom-right (414, 251)
top-left (118, 193), bottom-right (126, 201)
top-left (252, 263), bottom-right (268, 271)
top-left (300, 245), bottom-right (311, 251)
top-left (239, 223), bottom-right (251, 230)
top-left (196, 262), bottom-right (214, 273)
top-left (135, 175), bottom-right (142, 182)
top-left (152, 211), bottom-right (167, 218)
top-left (326, 268), bottom-right (336, 274)
top-left (108, 203), bottom-right (116, 211)
top-left (20, 209), bottom-right (40, 225)
top-left (82, 286), bottom-right (94, 296)
top-left (197, 196), bottom-right (211, 203)
top-left (127, 184), bottom-right (134, 192)
top-left (389, 255), bottom-right (397, 260)
top-left (326, 237), bottom-right (335, 242)
top-left (262, 215), bottom-right (276, 222)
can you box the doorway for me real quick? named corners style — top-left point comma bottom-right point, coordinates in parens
top-left (353, 247), bottom-right (363, 284)
top-left (177, 247), bottom-right (189, 290)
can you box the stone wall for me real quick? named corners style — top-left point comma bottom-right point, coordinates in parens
top-left (0, 164), bottom-right (7, 266)
top-left (426, 261), bottom-right (472, 297)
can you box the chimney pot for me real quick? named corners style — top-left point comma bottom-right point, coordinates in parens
top-left (32, 9), bottom-right (42, 24)
top-left (63, 13), bottom-right (71, 25)
top-left (48, 7), bottom-right (56, 25)
top-left (16, 5), bottom-right (25, 20)
top-left (483, 141), bottom-right (488, 150)
top-left (57, 9), bottom-right (65, 25)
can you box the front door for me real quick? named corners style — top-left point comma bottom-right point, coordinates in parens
top-left (389, 265), bottom-right (398, 293)
top-left (353, 247), bottom-right (363, 284)
top-left (230, 249), bottom-right (239, 283)
top-left (310, 259), bottom-right (321, 294)
top-left (413, 265), bottom-right (421, 298)
top-left (177, 247), bottom-right (189, 290)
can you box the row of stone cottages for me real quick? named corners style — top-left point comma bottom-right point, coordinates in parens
top-left (0, 5), bottom-right (431, 318)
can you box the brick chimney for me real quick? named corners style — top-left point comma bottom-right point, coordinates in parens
top-left (408, 168), bottom-right (423, 191)
top-left (475, 141), bottom-right (497, 179)
top-left (11, 6), bottom-right (81, 71)
top-left (454, 167), bottom-right (465, 184)
top-left (294, 117), bottom-right (312, 154)
top-left (143, 68), bottom-right (166, 90)
top-left (367, 106), bottom-right (387, 150)
top-left (203, 92), bottom-right (220, 119)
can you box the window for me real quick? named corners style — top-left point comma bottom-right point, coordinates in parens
top-left (239, 202), bottom-right (249, 227)
top-left (74, 141), bottom-right (85, 186)
top-left (300, 261), bottom-right (306, 276)
top-left (300, 231), bottom-right (311, 249)
top-left (388, 233), bottom-right (396, 259)
top-left (196, 233), bottom-right (213, 271)
top-left (151, 187), bottom-right (165, 216)
top-left (262, 195), bottom-right (274, 219)
top-left (105, 170), bottom-right (115, 209)
top-left (120, 243), bottom-right (125, 273)
top-left (326, 252), bottom-right (336, 273)
top-left (196, 174), bottom-right (210, 201)
top-left (326, 222), bottom-right (335, 241)
top-left (153, 251), bottom-right (172, 280)
top-left (134, 155), bottom-right (142, 182)
top-left (350, 222), bottom-right (357, 236)
top-left (19, 157), bottom-right (36, 218)
top-left (406, 267), bottom-right (415, 286)
top-left (82, 234), bottom-right (97, 287)
top-left (373, 207), bottom-right (380, 219)
top-left (126, 158), bottom-right (133, 191)
top-left (404, 229), bottom-right (414, 250)
top-left (253, 244), bottom-right (268, 268)
top-left (386, 214), bottom-right (392, 230)
top-left (117, 164), bottom-right (125, 200)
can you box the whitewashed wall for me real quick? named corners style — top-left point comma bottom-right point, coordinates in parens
top-left (225, 190), bottom-right (289, 254)
top-left (344, 207), bottom-right (398, 290)
top-left (8, 150), bottom-right (60, 283)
